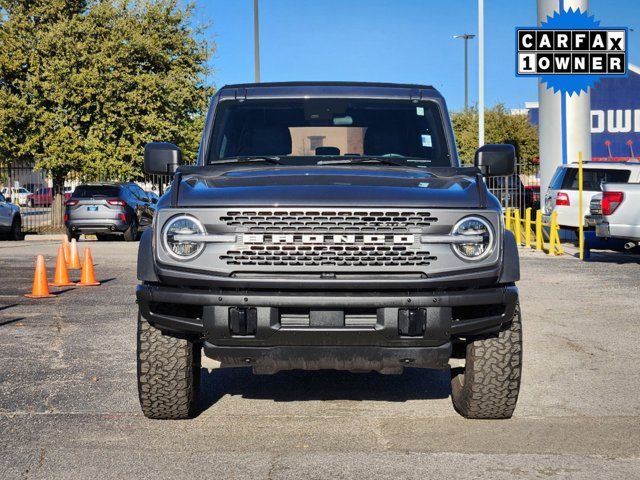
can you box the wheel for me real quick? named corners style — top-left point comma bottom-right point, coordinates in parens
top-left (137, 313), bottom-right (201, 419)
top-left (95, 233), bottom-right (111, 241)
top-left (67, 231), bottom-right (80, 241)
top-left (123, 219), bottom-right (138, 242)
top-left (8, 216), bottom-right (22, 241)
top-left (451, 304), bottom-right (522, 419)
top-left (28, 199), bottom-right (34, 208)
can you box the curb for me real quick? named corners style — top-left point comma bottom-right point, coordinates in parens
top-left (24, 234), bottom-right (68, 241)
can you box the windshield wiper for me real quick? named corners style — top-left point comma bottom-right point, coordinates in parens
top-left (316, 157), bottom-right (431, 171)
top-left (212, 156), bottom-right (282, 165)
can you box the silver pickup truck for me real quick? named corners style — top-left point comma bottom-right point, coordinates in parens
top-left (589, 182), bottom-right (640, 249)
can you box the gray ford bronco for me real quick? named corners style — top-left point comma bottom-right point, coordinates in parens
top-left (137, 82), bottom-right (522, 420)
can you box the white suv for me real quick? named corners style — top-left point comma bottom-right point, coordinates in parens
top-left (543, 161), bottom-right (640, 229)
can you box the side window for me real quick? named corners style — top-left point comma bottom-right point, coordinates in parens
top-left (549, 167), bottom-right (566, 190)
top-left (561, 168), bottom-right (631, 191)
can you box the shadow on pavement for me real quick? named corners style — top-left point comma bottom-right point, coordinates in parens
top-left (582, 251), bottom-right (640, 264)
top-left (0, 317), bottom-right (25, 327)
top-left (197, 366), bottom-right (451, 415)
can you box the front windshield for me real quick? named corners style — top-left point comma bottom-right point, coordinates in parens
top-left (208, 98), bottom-right (451, 167)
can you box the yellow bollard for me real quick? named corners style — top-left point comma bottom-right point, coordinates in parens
top-left (513, 209), bottom-right (522, 245)
top-left (535, 210), bottom-right (543, 251)
top-left (505, 208), bottom-right (512, 231)
top-left (549, 211), bottom-right (563, 256)
top-left (525, 208), bottom-right (532, 248)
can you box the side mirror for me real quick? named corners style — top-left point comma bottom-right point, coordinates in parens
top-left (474, 144), bottom-right (516, 177)
top-left (144, 142), bottom-right (182, 175)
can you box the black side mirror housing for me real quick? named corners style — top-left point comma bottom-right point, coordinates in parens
top-left (144, 142), bottom-right (182, 175)
top-left (474, 144), bottom-right (516, 177)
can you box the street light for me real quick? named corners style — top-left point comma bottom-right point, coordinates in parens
top-left (453, 33), bottom-right (475, 110)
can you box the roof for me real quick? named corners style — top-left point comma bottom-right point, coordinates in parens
top-left (565, 160), bottom-right (640, 169)
top-left (221, 81), bottom-right (435, 90)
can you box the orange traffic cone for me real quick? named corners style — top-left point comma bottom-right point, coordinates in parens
top-left (62, 236), bottom-right (71, 263)
top-left (68, 238), bottom-right (81, 270)
top-left (49, 246), bottom-right (76, 287)
top-left (25, 255), bottom-right (56, 298)
top-left (77, 248), bottom-right (100, 286)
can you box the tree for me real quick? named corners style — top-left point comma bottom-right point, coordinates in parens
top-left (0, 0), bottom-right (214, 227)
top-left (451, 105), bottom-right (539, 172)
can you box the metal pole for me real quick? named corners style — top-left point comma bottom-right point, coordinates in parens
top-left (464, 39), bottom-right (469, 110)
top-left (578, 151), bottom-right (584, 260)
top-left (454, 34), bottom-right (475, 110)
top-left (478, 0), bottom-right (485, 147)
top-left (253, 0), bottom-right (260, 83)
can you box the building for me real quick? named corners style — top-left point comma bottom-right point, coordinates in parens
top-left (525, 63), bottom-right (640, 161)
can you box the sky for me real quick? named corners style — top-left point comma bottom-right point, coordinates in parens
top-left (195, 0), bottom-right (640, 112)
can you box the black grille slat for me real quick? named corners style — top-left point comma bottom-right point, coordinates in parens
top-left (222, 210), bottom-right (437, 233)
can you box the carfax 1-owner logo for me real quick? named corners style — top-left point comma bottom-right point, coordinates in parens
top-left (516, 8), bottom-right (628, 95)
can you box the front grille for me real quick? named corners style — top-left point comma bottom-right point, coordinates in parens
top-left (221, 244), bottom-right (436, 267)
top-left (220, 208), bottom-right (439, 270)
top-left (220, 210), bottom-right (438, 233)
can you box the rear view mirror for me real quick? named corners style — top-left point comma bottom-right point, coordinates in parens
top-left (474, 144), bottom-right (516, 177)
top-left (144, 142), bottom-right (182, 175)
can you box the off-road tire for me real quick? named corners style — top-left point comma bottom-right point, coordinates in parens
top-left (123, 219), bottom-right (138, 242)
top-left (137, 313), bottom-right (201, 419)
top-left (451, 304), bottom-right (522, 419)
top-left (9, 216), bottom-right (22, 241)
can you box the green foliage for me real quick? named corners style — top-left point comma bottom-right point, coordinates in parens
top-left (0, 0), bottom-right (214, 180)
top-left (451, 105), bottom-right (539, 172)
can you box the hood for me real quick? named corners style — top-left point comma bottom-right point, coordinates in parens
top-left (171, 166), bottom-right (485, 208)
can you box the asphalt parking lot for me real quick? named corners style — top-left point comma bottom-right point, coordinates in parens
top-left (1, 239), bottom-right (639, 479)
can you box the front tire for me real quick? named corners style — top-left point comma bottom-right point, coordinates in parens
top-left (123, 219), bottom-right (138, 242)
top-left (451, 304), bottom-right (522, 419)
top-left (137, 313), bottom-right (201, 420)
top-left (9, 216), bottom-right (22, 241)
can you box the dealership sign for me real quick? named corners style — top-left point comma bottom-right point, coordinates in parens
top-left (516, 8), bottom-right (628, 95)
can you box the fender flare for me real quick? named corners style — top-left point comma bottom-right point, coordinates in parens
top-left (137, 228), bottom-right (159, 282)
top-left (499, 230), bottom-right (520, 283)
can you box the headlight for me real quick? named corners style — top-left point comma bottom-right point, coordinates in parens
top-left (162, 215), bottom-right (206, 260)
top-left (451, 216), bottom-right (494, 260)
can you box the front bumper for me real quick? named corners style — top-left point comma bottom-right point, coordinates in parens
top-left (66, 218), bottom-right (129, 234)
top-left (137, 283), bottom-right (518, 374)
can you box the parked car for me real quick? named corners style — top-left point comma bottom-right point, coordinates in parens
top-left (27, 186), bottom-right (73, 207)
top-left (145, 190), bottom-right (160, 208)
top-left (588, 182), bottom-right (640, 249)
top-left (524, 185), bottom-right (541, 211)
top-left (136, 81), bottom-right (522, 420)
top-left (0, 192), bottom-right (22, 240)
top-left (0, 187), bottom-right (31, 206)
top-left (543, 162), bottom-right (640, 229)
top-left (65, 182), bottom-right (155, 241)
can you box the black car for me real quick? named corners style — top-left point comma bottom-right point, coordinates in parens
top-left (136, 82), bottom-right (522, 421)
top-left (65, 182), bottom-right (155, 241)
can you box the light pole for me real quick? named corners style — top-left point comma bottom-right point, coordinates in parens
top-left (453, 33), bottom-right (475, 110)
top-left (478, 0), bottom-right (484, 147)
top-left (253, 0), bottom-right (260, 83)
